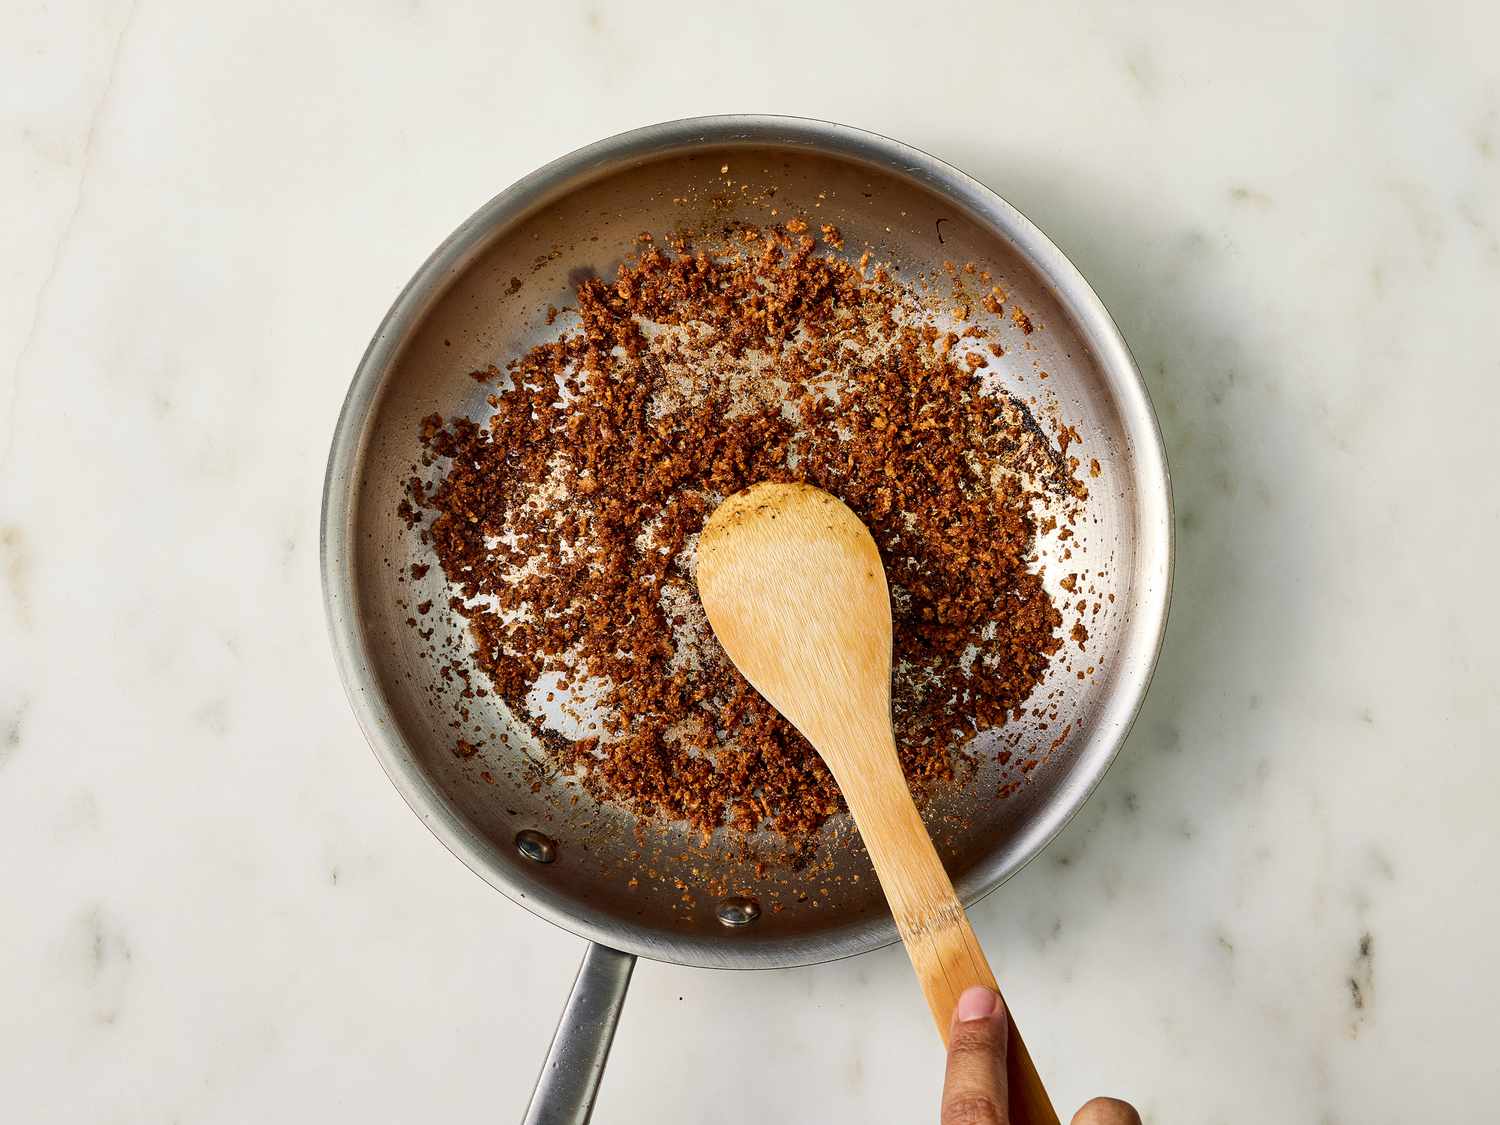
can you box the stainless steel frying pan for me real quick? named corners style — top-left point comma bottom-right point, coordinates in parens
top-left (321, 115), bottom-right (1172, 1123)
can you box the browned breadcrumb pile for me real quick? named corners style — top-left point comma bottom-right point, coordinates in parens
top-left (404, 224), bottom-right (1078, 843)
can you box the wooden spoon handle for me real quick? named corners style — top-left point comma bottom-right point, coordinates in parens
top-left (846, 780), bottom-right (1060, 1125)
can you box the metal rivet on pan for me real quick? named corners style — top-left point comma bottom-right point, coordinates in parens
top-left (716, 896), bottom-right (761, 927)
top-left (515, 829), bottom-right (557, 864)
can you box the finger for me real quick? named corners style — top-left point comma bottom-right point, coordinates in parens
top-left (941, 986), bottom-right (1009, 1125)
top-left (1071, 1096), bottom-right (1142, 1125)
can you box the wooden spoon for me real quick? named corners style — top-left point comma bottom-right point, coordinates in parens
top-left (697, 481), bottom-right (1058, 1125)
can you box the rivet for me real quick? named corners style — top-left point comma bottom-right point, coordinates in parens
top-left (716, 895), bottom-right (761, 927)
top-left (515, 829), bottom-right (557, 864)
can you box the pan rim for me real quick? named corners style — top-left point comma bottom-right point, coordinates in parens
top-left (320, 113), bottom-right (1174, 970)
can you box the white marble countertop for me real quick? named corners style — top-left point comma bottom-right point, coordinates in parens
top-left (4, 2), bottom-right (1498, 1121)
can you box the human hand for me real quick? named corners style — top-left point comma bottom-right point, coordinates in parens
top-left (942, 986), bottom-right (1140, 1125)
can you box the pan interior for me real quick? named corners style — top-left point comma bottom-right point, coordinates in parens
top-left (331, 129), bottom-right (1168, 968)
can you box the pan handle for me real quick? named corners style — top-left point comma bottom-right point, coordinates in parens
top-left (522, 942), bottom-right (636, 1125)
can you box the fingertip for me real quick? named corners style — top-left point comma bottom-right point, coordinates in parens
top-left (941, 988), bottom-right (1008, 1124)
top-left (1071, 1096), bottom-right (1141, 1125)
top-left (954, 986), bottom-right (1001, 1023)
